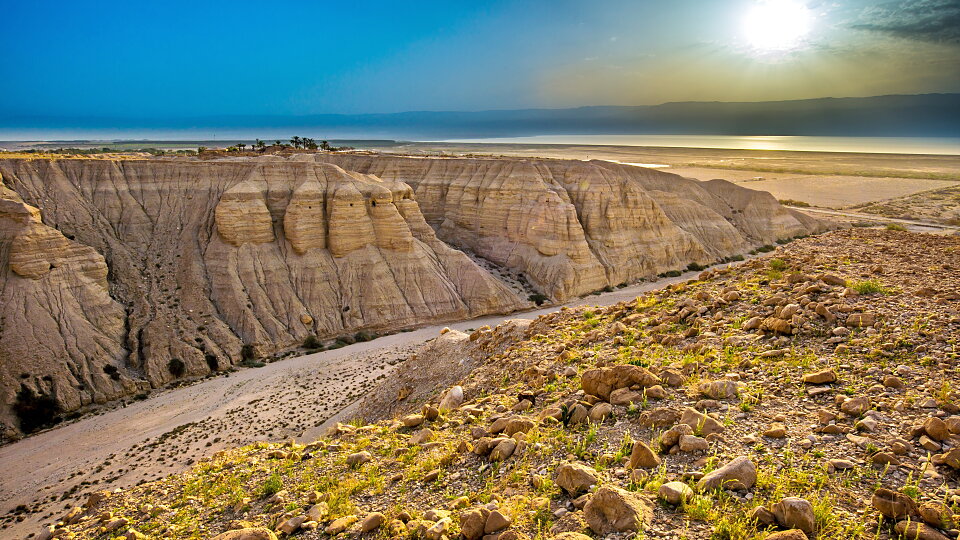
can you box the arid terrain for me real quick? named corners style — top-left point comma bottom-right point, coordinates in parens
top-left (2, 150), bottom-right (958, 540)
top-left (0, 261), bottom-right (730, 538)
top-left (379, 142), bottom-right (960, 223)
top-left (0, 153), bottom-right (823, 440)
top-left (18, 228), bottom-right (958, 540)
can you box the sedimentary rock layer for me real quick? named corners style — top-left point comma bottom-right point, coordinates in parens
top-left (313, 155), bottom-right (825, 299)
top-left (0, 158), bottom-right (524, 435)
top-left (0, 154), bottom-right (824, 435)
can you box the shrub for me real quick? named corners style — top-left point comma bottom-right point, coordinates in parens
top-left (885, 223), bottom-right (907, 231)
top-left (167, 358), bottom-right (186, 378)
top-left (303, 335), bottom-right (322, 350)
top-left (756, 245), bottom-right (776, 253)
top-left (687, 262), bottom-right (706, 272)
top-left (778, 198), bottom-right (810, 207)
top-left (662, 270), bottom-right (682, 278)
top-left (768, 258), bottom-right (788, 271)
top-left (850, 279), bottom-right (894, 295)
top-left (354, 331), bottom-right (374, 342)
top-left (528, 293), bottom-right (549, 306)
top-left (258, 473), bottom-right (283, 497)
top-left (13, 386), bottom-right (60, 433)
top-left (240, 344), bottom-right (257, 362)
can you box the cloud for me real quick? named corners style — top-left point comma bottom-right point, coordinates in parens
top-left (850, 0), bottom-right (960, 43)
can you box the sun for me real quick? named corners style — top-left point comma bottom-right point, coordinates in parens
top-left (742, 0), bottom-right (813, 52)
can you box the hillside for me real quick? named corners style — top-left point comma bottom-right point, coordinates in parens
top-left (0, 155), bottom-right (823, 437)
top-left (22, 228), bottom-right (960, 540)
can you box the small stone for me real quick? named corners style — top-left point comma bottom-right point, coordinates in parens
top-left (923, 417), bottom-right (950, 441)
top-left (360, 512), bottom-right (386, 533)
top-left (773, 497), bottom-right (815, 534)
top-left (658, 481), bottom-right (694, 505)
top-left (894, 520), bottom-right (950, 540)
top-left (402, 414), bottom-right (425, 427)
top-left (346, 451), bottom-right (372, 467)
top-left (555, 462), bottom-right (599, 495)
top-left (679, 434), bottom-right (709, 452)
top-left (485, 510), bottom-right (511, 534)
top-left (629, 441), bottom-right (661, 468)
top-left (583, 486), bottom-right (654, 534)
top-left (802, 369), bottom-right (837, 384)
top-left (763, 423), bottom-right (787, 438)
top-left (697, 457), bottom-right (756, 491)
top-left (871, 488), bottom-right (918, 519)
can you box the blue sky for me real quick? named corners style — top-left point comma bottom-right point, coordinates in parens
top-left (1, 0), bottom-right (959, 119)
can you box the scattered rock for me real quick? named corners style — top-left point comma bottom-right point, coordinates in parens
top-left (697, 457), bottom-right (757, 491)
top-left (583, 486), bottom-right (654, 534)
top-left (555, 462), bottom-right (599, 495)
top-left (772, 497), bottom-right (815, 534)
top-left (658, 481), bottom-right (694, 505)
top-left (629, 441), bottom-right (661, 469)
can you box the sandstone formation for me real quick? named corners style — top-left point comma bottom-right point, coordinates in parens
top-left (314, 154), bottom-right (826, 299)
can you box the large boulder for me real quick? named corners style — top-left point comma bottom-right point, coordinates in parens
top-left (583, 486), bottom-right (653, 534)
top-left (696, 457), bottom-right (757, 491)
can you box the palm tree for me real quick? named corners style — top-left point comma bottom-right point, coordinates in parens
top-left (254, 139), bottom-right (265, 151)
top-left (274, 140), bottom-right (282, 147)
top-left (303, 137), bottom-right (317, 150)
top-left (238, 143), bottom-right (247, 151)
top-left (320, 140), bottom-right (330, 151)
top-left (290, 136), bottom-right (302, 149)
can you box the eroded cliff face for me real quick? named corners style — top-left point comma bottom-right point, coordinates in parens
top-left (314, 155), bottom-right (826, 299)
top-left (0, 159), bottom-right (525, 435)
top-left (0, 155), bottom-right (824, 435)
top-left (0, 183), bottom-right (134, 434)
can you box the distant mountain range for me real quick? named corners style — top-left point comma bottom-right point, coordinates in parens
top-left (4, 94), bottom-right (959, 139)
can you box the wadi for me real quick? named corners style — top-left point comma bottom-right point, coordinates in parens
top-left (0, 153), bottom-right (823, 440)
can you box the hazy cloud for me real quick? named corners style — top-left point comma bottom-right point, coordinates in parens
top-left (851, 0), bottom-right (960, 43)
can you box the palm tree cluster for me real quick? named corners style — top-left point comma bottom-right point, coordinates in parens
top-left (222, 136), bottom-right (336, 153)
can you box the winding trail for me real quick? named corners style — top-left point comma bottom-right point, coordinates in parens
top-left (0, 263), bottom-right (728, 538)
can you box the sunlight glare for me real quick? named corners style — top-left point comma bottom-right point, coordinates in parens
top-left (742, 0), bottom-right (813, 52)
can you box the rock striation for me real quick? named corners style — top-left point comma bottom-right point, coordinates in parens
top-left (0, 158), bottom-right (525, 435)
top-left (314, 154), bottom-right (826, 300)
top-left (0, 154), bottom-right (824, 435)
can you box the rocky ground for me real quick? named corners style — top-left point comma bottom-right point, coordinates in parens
top-left (24, 229), bottom-right (960, 539)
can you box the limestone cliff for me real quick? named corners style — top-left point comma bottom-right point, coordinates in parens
top-left (0, 159), bottom-right (525, 435)
top-left (0, 154), bottom-right (824, 435)
top-left (314, 155), bottom-right (826, 299)
top-left (0, 182), bottom-right (134, 435)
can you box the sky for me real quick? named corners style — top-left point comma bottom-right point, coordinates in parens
top-left (1, 0), bottom-right (959, 120)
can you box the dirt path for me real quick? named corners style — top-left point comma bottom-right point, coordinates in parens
top-left (0, 265), bottom-right (727, 538)
top-left (796, 207), bottom-right (960, 232)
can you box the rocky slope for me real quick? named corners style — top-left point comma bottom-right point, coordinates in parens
top-left (0, 157), bottom-right (525, 437)
top-left (314, 154), bottom-right (826, 300)
top-left (29, 229), bottom-right (959, 540)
